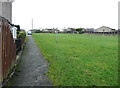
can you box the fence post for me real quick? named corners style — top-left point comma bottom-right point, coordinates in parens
top-left (0, 17), bottom-right (3, 87)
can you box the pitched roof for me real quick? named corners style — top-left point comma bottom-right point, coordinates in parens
top-left (97, 26), bottom-right (113, 30)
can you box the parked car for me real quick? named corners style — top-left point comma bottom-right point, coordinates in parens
top-left (27, 31), bottom-right (32, 35)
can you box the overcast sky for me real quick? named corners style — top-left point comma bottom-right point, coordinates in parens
top-left (12, 0), bottom-right (119, 31)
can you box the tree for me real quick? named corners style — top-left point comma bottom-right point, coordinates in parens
top-left (76, 28), bottom-right (85, 33)
top-left (76, 28), bottom-right (83, 31)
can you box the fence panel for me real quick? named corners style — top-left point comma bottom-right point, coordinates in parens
top-left (85, 31), bottom-right (119, 35)
top-left (0, 17), bottom-right (16, 84)
top-left (0, 17), bottom-right (3, 84)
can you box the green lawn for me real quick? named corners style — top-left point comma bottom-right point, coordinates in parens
top-left (32, 33), bottom-right (118, 86)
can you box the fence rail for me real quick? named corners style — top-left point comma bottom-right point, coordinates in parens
top-left (84, 31), bottom-right (119, 35)
top-left (0, 16), bottom-right (16, 86)
top-left (41, 31), bottom-right (120, 35)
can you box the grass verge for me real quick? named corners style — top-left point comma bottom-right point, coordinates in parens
top-left (33, 33), bottom-right (118, 86)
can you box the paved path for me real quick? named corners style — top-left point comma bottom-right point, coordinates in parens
top-left (8, 36), bottom-right (52, 86)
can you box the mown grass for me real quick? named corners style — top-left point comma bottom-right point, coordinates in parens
top-left (32, 33), bottom-right (118, 86)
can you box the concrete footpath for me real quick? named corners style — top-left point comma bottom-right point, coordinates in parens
top-left (7, 36), bottom-right (52, 86)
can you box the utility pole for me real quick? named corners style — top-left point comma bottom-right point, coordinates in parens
top-left (32, 18), bottom-right (33, 30)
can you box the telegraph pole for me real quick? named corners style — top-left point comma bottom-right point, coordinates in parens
top-left (32, 18), bottom-right (33, 30)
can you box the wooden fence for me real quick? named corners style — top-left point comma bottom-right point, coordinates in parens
top-left (84, 31), bottom-right (119, 35)
top-left (0, 17), bottom-right (16, 87)
top-left (41, 31), bottom-right (120, 35)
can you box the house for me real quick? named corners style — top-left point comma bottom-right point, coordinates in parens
top-left (62, 29), bottom-right (67, 33)
top-left (29, 29), bottom-right (37, 33)
top-left (29, 29), bottom-right (41, 33)
top-left (67, 28), bottom-right (76, 33)
top-left (95, 26), bottom-right (115, 32)
top-left (42, 29), bottom-right (49, 32)
top-left (85, 28), bottom-right (95, 32)
top-left (9, 24), bottom-right (21, 40)
top-left (0, 0), bottom-right (14, 22)
top-left (63, 28), bottom-right (76, 33)
top-left (42, 28), bottom-right (60, 33)
top-left (11, 26), bottom-right (17, 39)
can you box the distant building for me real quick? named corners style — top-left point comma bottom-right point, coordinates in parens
top-left (29, 29), bottom-right (37, 33)
top-left (11, 26), bottom-right (17, 39)
top-left (85, 28), bottom-right (95, 32)
top-left (63, 28), bottom-right (76, 33)
top-left (42, 29), bottom-right (49, 32)
top-left (95, 26), bottom-right (115, 32)
top-left (0, 0), bottom-right (14, 22)
top-left (62, 29), bottom-right (67, 33)
top-left (42, 28), bottom-right (60, 33)
top-left (29, 29), bottom-right (41, 33)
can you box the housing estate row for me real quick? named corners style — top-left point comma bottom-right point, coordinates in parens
top-left (29, 26), bottom-right (119, 34)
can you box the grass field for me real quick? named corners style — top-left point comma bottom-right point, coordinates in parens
top-left (32, 33), bottom-right (118, 86)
